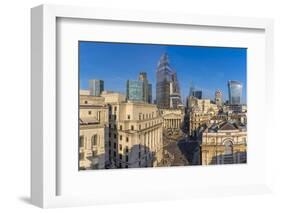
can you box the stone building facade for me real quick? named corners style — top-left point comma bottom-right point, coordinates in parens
top-left (201, 121), bottom-right (247, 165)
top-left (188, 98), bottom-right (218, 137)
top-left (160, 108), bottom-right (184, 130)
top-left (105, 97), bottom-right (163, 168)
top-left (79, 95), bottom-right (109, 170)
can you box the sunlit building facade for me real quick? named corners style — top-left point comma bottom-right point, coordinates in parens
top-left (79, 95), bottom-right (109, 170)
top-left (201, 121), bottom-right (247, 165)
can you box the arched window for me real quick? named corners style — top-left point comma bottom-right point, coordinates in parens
top-left (91, 135), bottom-right (97, 147)
top-left (224, 141), bottom-right (233, 155)
top-left (223, 140), bottom-right (234, 164)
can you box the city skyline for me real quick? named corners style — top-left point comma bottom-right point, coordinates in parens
top-left (79, 41), bottom-right (247, 104)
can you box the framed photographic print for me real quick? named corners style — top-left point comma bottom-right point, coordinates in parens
top-left (31, 4), bottom-right (274, 208)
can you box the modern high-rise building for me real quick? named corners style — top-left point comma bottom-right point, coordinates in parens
top-left (126, 80), bottom-right (143, 102)
top-left (215, 90), bottom-right (223, 107)
top-left (127, 72), bottom-right (152, 103)
top-left (138, 72), bottom-right (152, 103)
top-left (89, 80), bottom-right (104, 96)
top-left (156, 53), bottom-right (182, 108)
top-left (228, 80), bottom-right (243, 105)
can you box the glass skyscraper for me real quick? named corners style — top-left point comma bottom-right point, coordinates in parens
top-left (156, 53), bottom-right (182, 108)
top-left (126, 80), bottom-right (144, 102)
top-left (126, 72), bottom-right (152, 103)
top-left (89, 80), bottom-right (104, 96)
top-left (228, 80), bottom-right (243, 105)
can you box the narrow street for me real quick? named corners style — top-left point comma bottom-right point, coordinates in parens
top-left (159, 133), bottom-right (201, 167)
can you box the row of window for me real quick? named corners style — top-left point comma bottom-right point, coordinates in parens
top-left (79, 135), bottom-right (98, 148)
top-left (109, 120), bottom-right (160, 132)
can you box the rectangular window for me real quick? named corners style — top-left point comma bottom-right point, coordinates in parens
top-left (139, 125), bottom-right (141, 130)
top-left (126, 155), bottom-right (129, 162)
top-left (114, 134), bottom-right (116, 139)
top-left (79, 136), bottom-right (84, 148)
top-left (139, 113), bottom-right (142, 120)
top-left (120, 135), bottom-right (122, 140)
top-left (126, 137), bottom-right (129, 142)
top-left (91, 135), bottom-right (97, 146)
top-left (114, 143), bottom-right (116, 149)
top-left (88, 111), bottom-right (92, 115)
top-left (119, 144), bottom-right (122, 151)
top-left (128, 115), bottom-right (130, 120)
top-left (125, 146), bottom-right (129, 153)
top-left (120, 125), bottom-right (122, 130)
top-left (97, 111), bottom-right (101, 121)
top-left (131, 125), bottom-right (134, 130)
top-left (119, 154), bottom-right (122, 160)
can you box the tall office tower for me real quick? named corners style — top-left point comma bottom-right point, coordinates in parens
top-left (127, 72), bottom-right (153, 103)
top-left (89, 80), bottom-right (104, 96)
top-left (215, 90), bottom-right (223, 107)
top-left (126, 80), bottom-right (143, 102)
top-left (156, 53), bottom-right (182, 108)
top-left (138, 72), bottom-right (152, 103)
top-left (228, 80), bottom-right (243, 105)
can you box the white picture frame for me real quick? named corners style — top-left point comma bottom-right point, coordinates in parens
top-left (31, 4), bottom-right (274, 208)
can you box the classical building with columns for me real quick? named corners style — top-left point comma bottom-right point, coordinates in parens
top-left (79, 95), bottom-right (109, 170)
top-left (160, 108), bottom-right (184, 130)
top-left (201, 121), bottom-right (247, 165)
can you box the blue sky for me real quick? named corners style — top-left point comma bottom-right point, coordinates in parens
top-left (79, 41), bottom-right (247, 104)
